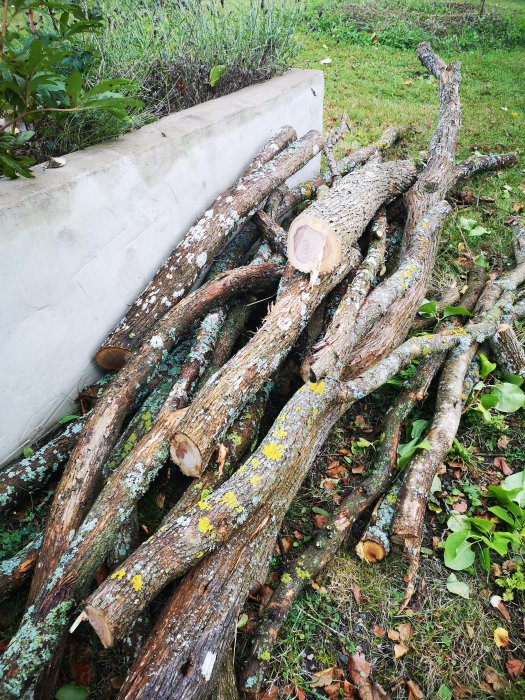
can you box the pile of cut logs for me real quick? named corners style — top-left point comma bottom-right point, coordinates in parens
top-left (0, 44), bottom-right (523, 700)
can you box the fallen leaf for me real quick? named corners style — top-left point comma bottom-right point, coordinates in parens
top-left (519, 182), bottom-right (525, 194)
top-left (387, 629), bottom-right (400, 641)
top-left (493, 457), bottom-right (512, 476)
top-left (494, 627), bottom-right (509, 648)
top-left (293, 530), bottom-right (304, 541)
top-left (320, 57), bottom-right (332, 65)
top-left (394, 642), bottom-right (409, 659)
top-left (311, 667), bottom-right (335, 687)
top-left (280, 536), bottom-right (294, 554)
top-left (398, 622), bottom-right (414, 642)
top-left (313, 514), bottom-right (328, 528)
top-left (324, 683), bottom-right (342, 699)
top-left (406, 679), bottom-right (424, 699)
top-left (497, 435), bottom-right (510, 450)
top-left (347, 651), bottom-right (371, 686)
top-left (296, 688), bottom-right (306, 700)
top-left (490, 595), bottom-right (511, 622)
top-left (351, 585), bottom-right (361, 605)
top-left (512, 202), bottom-right (524, 213)
top-left (259, 688), bottom-right (278, 700)
top-left (352, 464), bottom-right (365, 474)
top-left (321, 478), bottom-right (338, 491)
top-left (446, 573), bottom-right (470, 599)
top-left (372, 624), bottom-right (386, 637)
top-left (327, 460), bottom-right (347, 478)
top-left (453, 500), bottom-right (468, 513)
top-left (506, 657), bottom-right (524, 679)
top-left (484, 666), bottom-right (502, 691)
top-left (466, 624), bottom-right (475, 639)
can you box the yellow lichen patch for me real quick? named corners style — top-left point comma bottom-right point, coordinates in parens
top-left (251, 457), bottom-right (261, 468)
top-left (312, 407), bottom-right (319, 419)
top-left (259, 650), bottom-right (271, 662)
top-left (196, 551), bottom-right (205, 558)
top-left (198, 516), bottom-right (214, 534)
top-left (111, 569), bottom-right (126, 581)
top-left (263, 443), bottom-right (285, 461)
top-left (193, 481), bottom-right (204, 490)
top-left (235, 505), bottom-right (244, 514)
top-left (250, 474), bottom-right (262, 485)
top-left (295, 566), bottom-right (310, 580)
top-left (308, 381), bottom-right (325, 394)
top-left (131, 574), bottom-right (143, 592)
top-left (220, 490), bottom-right (238, 509)
top-left (281, 572), bottom-right (292, 584)
top-left (197, 498), bottom-right (210, 511)
top-left (274, 426), bottom-right (288, 438)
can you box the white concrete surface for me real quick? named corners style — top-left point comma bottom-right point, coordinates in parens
top-left (0, 69), bottom-right (324, 465)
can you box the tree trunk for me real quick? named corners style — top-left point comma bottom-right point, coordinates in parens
top-left (94, 129), bottom-right (320, 370)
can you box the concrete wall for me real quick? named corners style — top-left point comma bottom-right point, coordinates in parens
top-left (0, 69), bottom-right (323, 465)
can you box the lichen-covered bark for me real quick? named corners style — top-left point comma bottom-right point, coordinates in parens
top-left (253, 210), bottom-right (287, 255)
top-left (95, 129), bottom-right (319, 370)
top-left (306, 207), bottom-right (387, 381)
top-left (210, 651), bottom-right (240, 700)
top-left (0, 535), bottom-right (42, 603)
top-left (28, 260), bottom-right (282, 610)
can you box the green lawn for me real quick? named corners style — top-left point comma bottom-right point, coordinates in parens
top-left (252, 3), bottom-right (525, 698)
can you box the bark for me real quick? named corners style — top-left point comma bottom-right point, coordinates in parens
top-left (323, 113), bottom-right (348, 181)
top-left (0, 535), bottom-right (42, 603)
top-left (95, 129), bottom-right (319, 370)
top-left (489, 328), bottom-right (525, 377)
top-left (253, 210), bottom-right (287, 255)
top-left (305, 207), bottom-right (387, 381)
top-left (28, 260), bottom-right (282, 608)
top-left (355, 481), bottom-right (401, 564)
top-left (239, 125), bottom-right (297, 179)
top-left (170, 162), bottom-right (416, 477)
top-left (286, 161), bottom-right (415, 275)
top-left (209, 651), bottom-right (240, 700)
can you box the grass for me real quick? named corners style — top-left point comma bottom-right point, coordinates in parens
top-left (250, 1), bottom-right (525, 697)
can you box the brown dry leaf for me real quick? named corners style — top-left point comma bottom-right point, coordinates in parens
top-left (259, 688), bottom-right (278, 700)
top-left (493, 457), bottom-right (513, 476)
top-left (314, 514), bottom-right (328, 528)
top-left (452, 677), bottom-right (473, 698)
top-left (311, 667), bottom-right (335, 688)
top-left (341, 679), bottom-right (356, 699)
top-left (296, 688), bottom-right (306, 700)
top-left (398, 622), bottom-right (414, 642)
top-left (484, 667), bottom-right (502, 691)
top-left (466, 624), bottom-right (475, 639)
top-left (453, 500), bottom-right (468, 513)
top-left (351, 585), bottom-right (361, 605)
top-left (387, 629), bottom-right (400, 641)
top-left (281, 536), bottom-right (294, 554)
top-left (347, 651), bottom-right (371, 686)
top-left (519, 181), bottom-right (525, 194)
top-left (352, 464), bottom-right (365, 475)
top-left (406, 679), bottom-right (424, 700)
top-left (327, 460), bottom-right (347, 478)
top-left (293, 530), bottom-right (304, 541)
top-left (372, 624), bottom-right (386, 638)
top-left (394, 642), bottom-right (409, 659)
top-left (497, 435), bottom-right (510, 450)
top-left (354, 415), bottom-right (371, 430)
top-left (490, 595), bottom-right (511, 622)
top-left (512, 202), bottom-right (524, 213)
top-left (324, 683), bottom-right (342, 699)
top-left (494, 627), bottom-right (509, 648)
top-left (321, 478), bottom-right (338, 491)
top-left (506, 657), bottom-right (524, 679)
top-left (357, 681), bottom-right (389, 699)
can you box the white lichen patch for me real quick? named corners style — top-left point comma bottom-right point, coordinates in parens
top-left (150, 335), bottom-right (164, 349)
top-left (201, 651), bottom-right (217, 680)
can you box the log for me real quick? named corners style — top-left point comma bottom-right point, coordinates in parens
top-left (94, 128), bottom-right (320, 370)
top-left (0, 535), bottom-right (42, 603)
top-left (210, 651), bottom-right (240, 700)
top-left (28, 260), bottom-right (282, 608)
top-left (286, 161), bottom-right (415, 275)
top-left (170, 162), bottom-right (416, 477)
top-left (304, 207), bottom-right (387, 381)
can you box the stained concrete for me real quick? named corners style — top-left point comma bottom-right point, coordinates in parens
top-left (0, 69), bottom-right (323, 464)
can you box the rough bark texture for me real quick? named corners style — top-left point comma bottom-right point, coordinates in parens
top-left (28, 260), bottom-right (282, 611)
top-left (209, 651), bottom-right (240, 700)
top-left (0, 535), bottom-right (42, 603)
top-left (95, 129), bottom-right (319, 370)
top-left (287, 161), bottom-right (415, 274)
top-left (170, 162), bottom-right (416, 477)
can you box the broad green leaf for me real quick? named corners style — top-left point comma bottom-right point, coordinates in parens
top-left (478, 352), bottom-right (497, 379)
top-left (490, 382), bottom-right (525, 413)
top-left (447, 513), bottom-right (470, 533)
top-left (489, 533), bottom-right (511, 557)
top-left (467, 517), bottom-right (494, 534)
top-left (487, 505), bottom-right (517, 528)
top-left (437, 684), bottom-right (453, 700)
top-left (57, 414), bottom-right (80, 425)
top-left (444, 530), bottom-right (475, 570)
top-left (480, 393), bottom-right (498, 409)
top-left (417, 300), bottom-right (438, 318)
top-left (209, 64), bottom-right (227, 88)
top-left (446, 573), bottom-right (470, 599)
top-left (312, 506), bottom-right (330, 518)
top-left (55, 683), bottom-right (90, 700)
top-left (501, 470), bottom-right (525, 507)
top-left (474, 254), bottom-right (489, 269)
top-left (430, 475), bottom-right (441, 494)
top-left (410, 419), bottom-right (429, 441)
top-left (503, 373), bottom-right (524, 387)
top-left (442, 305), bottom-right (473, 319)
top-left (479, 545), bottom-right (491, 572)
top-left (65, 68), bottom-right (83, 103)
top-left (22, 446), bottom-right (34, 458)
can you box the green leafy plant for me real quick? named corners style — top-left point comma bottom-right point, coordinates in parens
top-left (0, 1), bottom-right (140, 177)
top-left (443, 470), bottom-right (525, 572)
top-left (397, 418), bottom-right (431, 469)
top-left (457, 216), bottom-right (489, 238)
top-left (417, 300), bottom-right (473, 321)
top-left (496, 563), bottom-right (525, 602)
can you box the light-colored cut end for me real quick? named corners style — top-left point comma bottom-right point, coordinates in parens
top-left (170, 433), bottom-right (203, 476)
top-left (84, 605), bottom-right (114, 648)
top-left (355, 539), bottom-right (386, 564)
top-left (95, 346), bottom-right (131, 371)
top-left (287, 214), bottom-right (342, 274)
